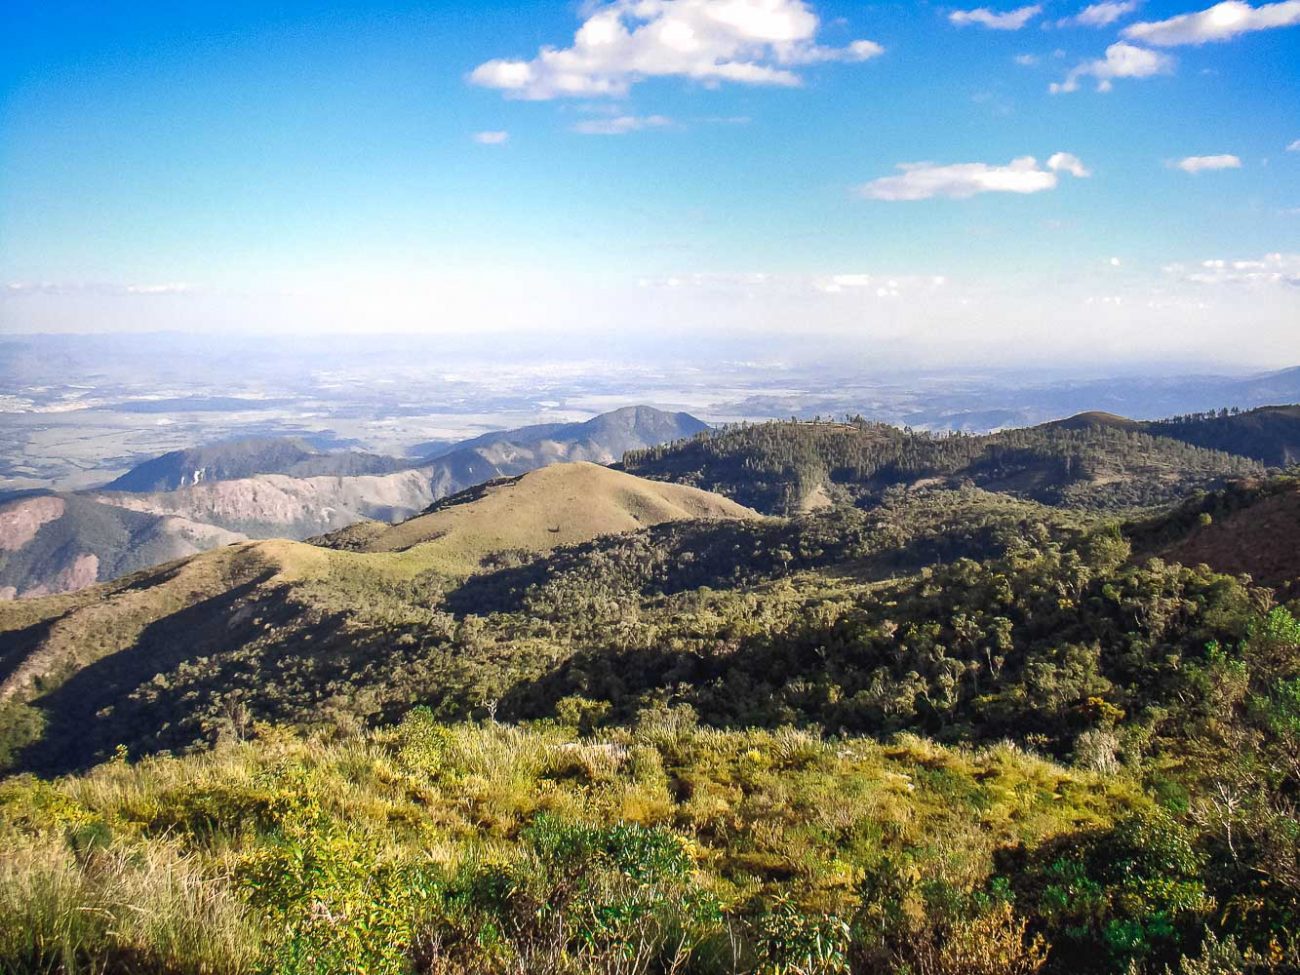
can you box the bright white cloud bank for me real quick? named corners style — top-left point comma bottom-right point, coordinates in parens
top-left (1174, 154), bottom-right (1243, 172)
top-left (859, 154), bottom-right (1090, 201)
top-left (949, 5), bottom-right (1043, 29)
top-left (1051, 42), bottom-right (1173, 92)
top-left (1124, 1), bottom-right (1300, 45)
top-left (470, 0), bottom-right (883, 100)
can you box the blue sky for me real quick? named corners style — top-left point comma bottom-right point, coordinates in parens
top-left (1, 0), bottom-right (1297, 366)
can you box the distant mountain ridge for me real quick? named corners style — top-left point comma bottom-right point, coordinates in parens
top-left (6, 403), bottom-right (1298, 601)
top-left (0, 493), bottom-right (243, 600)
top-left (105, 437), bottom-right (406, 492)
top-left (0, 406), bottom-right (713, 599)
top-left (92, 406), bottom-right (714, 538)
top-left (414, 406), bottom-right (711, 462)
top-left (1143, 405), bottom-right (1300, 467)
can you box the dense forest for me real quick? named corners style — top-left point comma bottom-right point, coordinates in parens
top-left (3, 410), bottom-right (1300, 974)
top-left (619, 415), bottom-right (1267, 514)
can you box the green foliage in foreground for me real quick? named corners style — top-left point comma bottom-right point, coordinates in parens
top-left (2, 629), bottom-right (1299, 975)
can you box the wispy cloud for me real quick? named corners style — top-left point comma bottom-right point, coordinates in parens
top-left (1164, 252), bottom-right (1300, 286)
top-left (473, 130), bottom-right (510, 145)
top-left (5, 281), bottom-right (195, 297)
top-left (1123, 1), bottom-right (1300, 46)
top-left (949, 5), bottom-right (1043, 29)
top-left (1059, 1), bottom-right (1141, 27)
top-left (1288, 139), bottom-right (1300, 151)
top-left (858, 153), bottom-right (1089, 201)
top-left (635, 270), bottom-right (947, 298)
top-left (1172, 153), bottom-right (1242, 172)
top-left (469, 0), bottom-right (883, 100)
top-left (572, 114), bottom-right (673, 135)
top-left (812, 273), bottom-right (947, 296)
top-left (1051, 41), bottom-right (1173, 92)
top-left (124, 283), bottom-right (194, 295)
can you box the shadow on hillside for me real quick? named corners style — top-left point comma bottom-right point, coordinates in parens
top-left (0, 614), bottom-right (70, 687)
top-left (443, 511), bottom-right (1018, 620)
top-left (15, 573), bottom-right (276, 776)
top-left (443, 520), bottom-right (801, 617)
top-left (497, 643), bottom-right (712, 725)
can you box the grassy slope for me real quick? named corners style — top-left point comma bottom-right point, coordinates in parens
top-left (362, 462), bottom-right (758, 567)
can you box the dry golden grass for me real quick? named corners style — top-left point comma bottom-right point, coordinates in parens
top-left (361, 462), bottom-right (758, 568)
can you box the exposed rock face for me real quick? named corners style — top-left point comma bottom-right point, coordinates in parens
top-left (20, 553), bottom-right (99, 598)
top-left (0, 494), bottom-right (245, 601)
top-left (96, 469), bottom-right (439, 538)
top-left (0, 496), bottom-right (66, 551)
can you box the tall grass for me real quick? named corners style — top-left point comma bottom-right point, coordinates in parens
top-left (0, 717), bottom-right (1139, 975)
top-left (0, 834), bottom-right (262, 974)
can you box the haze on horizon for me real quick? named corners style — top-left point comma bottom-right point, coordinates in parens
top-left (1, 0), bottom-right (1298, 368)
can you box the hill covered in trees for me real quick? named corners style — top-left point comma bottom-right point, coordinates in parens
top-left (620, 412), bottom-right (1268, 514)
top-left (1142, 404), bottom-right (1300, 467)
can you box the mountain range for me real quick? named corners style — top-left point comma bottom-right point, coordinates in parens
top-left (0, 406), bottom-right (709, 599)
top-left (2, 403), bottom-right (1299, 774)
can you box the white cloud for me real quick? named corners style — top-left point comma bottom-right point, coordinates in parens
top-left (1288, 139), bottom-right (1300, 151)
top-left (572, 114), bottom-right (673, 135)
top-left (858, 154), bottom-right (1089, 201)
top-left (949, 5), bottom-right (1043, 29)
top-left (1061, 1), bottom-right (1141, 27)
top-left (473, 130), bottom-right (510, 145)
top-left (1164, 252), bottom-right (1300, 286)
top-left (469, 0), bottom-right (884, 100)
top-left (1109, 256), bottom-right (1123, 266)
top-left (1173, 153), bottom-right (1242, 172)
top-left (1124, 1), bottom-right (1300, 45)
top-left (1014, 53), bottom-right (1040, 65)
top-left (1047, 151), bottom-right (1092, 177)
top-left (1050, 41), bottom-right (1173, 92)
